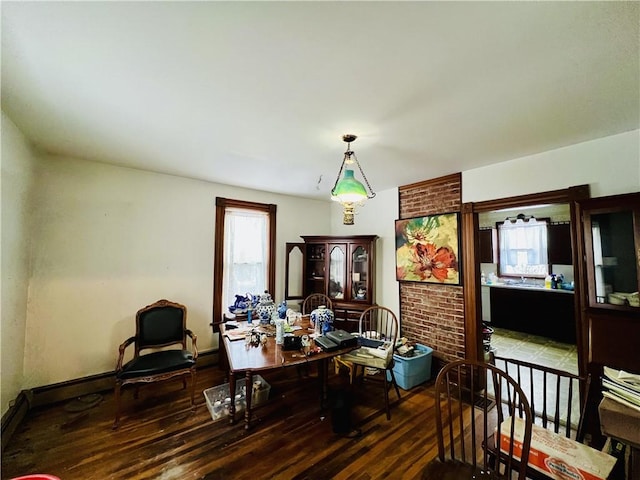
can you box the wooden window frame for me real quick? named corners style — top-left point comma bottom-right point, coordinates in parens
top-left (212, 198), bottom-right (276, 330)
top-left (496, 216), bottom-right (551, 279)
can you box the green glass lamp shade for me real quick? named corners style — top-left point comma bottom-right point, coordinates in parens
top-left (331, 169), bottom-right (368, 203)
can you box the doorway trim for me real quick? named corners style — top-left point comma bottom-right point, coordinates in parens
top-left (461, 184), bottom-right (590, 376)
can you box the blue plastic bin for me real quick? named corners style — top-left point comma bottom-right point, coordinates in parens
top-left (387, 344), bottom-right (433, 389)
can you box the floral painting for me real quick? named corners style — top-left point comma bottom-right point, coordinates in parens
top-left (395, 213), bottom-right (461, 284)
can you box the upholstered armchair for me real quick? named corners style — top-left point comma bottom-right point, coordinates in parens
top-left (113, 299), bottom-right (197, 428)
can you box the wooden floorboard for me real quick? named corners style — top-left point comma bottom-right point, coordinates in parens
top-left (2, 364), bottom-right (440, 480)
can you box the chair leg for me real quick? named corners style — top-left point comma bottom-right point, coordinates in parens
top-left (189, 370), bottom-right (197, 411)
top-left (113, 382), bottom-right (122, 429)
top-left (352, 364), bottom-right (361, 384)
top-left (388, 367), bottom-right (401, 400)
top-left (335, 358), bottom-right (355, 384)
top-left (383, 372), bottom-right (391, 420)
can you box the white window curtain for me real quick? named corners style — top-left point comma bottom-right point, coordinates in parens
top-left (498, 219), bottom-right (549, 276)
top-left (222, 208), bottom-right (269, 310)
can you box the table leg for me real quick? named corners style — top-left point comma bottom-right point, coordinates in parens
top-left (228, 371), bottom-right (236, 425)
top-left (244, 371), bottom-right (253, 430)
top-left (319, 358), bottom-right (328, 410)
top-left (219, 332), bottom-right (229, 377)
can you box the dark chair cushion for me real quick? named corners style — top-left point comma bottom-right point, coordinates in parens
top-left (117, 350), bottom-right (195, 380)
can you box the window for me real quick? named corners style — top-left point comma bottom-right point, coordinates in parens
top-left (223, 208), bottom-right (268, 307)
top-left (497, 216), bottom-right (549, 278)
top-left (213, 198), bottom-right (276, 326)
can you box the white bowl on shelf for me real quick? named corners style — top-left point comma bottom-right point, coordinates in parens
top-left (608, 293), bottom-right (626, 305)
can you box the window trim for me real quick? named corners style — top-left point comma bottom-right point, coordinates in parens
top-left (496, 216), bottom-right (550, 279)
top-left (213, 198), bottom-right (276, 329)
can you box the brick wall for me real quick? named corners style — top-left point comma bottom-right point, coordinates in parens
top-left (398, 173), bottom-right (465, 363)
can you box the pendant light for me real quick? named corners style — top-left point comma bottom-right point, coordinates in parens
top-left (505, 213), bottom-right (537, 225)
top-left (331, 134), bottom-right (376, 225)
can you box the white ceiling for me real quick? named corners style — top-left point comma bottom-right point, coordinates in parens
top-left (2, 1), bottom-right (638, 200)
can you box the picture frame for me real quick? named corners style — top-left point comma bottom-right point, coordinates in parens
top-left (395, 212), bottom-right (462, 285)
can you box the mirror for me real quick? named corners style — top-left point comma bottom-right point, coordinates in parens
top-left (285, 243), bottom-right (304, 300)
top-left (352, 246), bottom-right (368, 300)
top-left (329, 245), bottom-right (345, 300)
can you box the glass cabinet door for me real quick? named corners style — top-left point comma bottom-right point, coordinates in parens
top-left (351, 244), bottom-right (370, 302)
top-left (584, 204), bottom-right (640, 309)
top-left (328, 245), bottom-right (346, 300)
top-left (305, 243), bottom-right (326, 296)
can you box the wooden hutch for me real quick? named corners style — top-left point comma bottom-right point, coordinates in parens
top-left (296, 235), bottom-right (378, 332)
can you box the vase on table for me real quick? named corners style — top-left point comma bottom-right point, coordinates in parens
top-left (310, 305), bottom-right (334, 334)
top-left (255, 291), bottom-right (276, 325)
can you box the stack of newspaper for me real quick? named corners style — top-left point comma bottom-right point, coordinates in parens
top-left (602, 366), bottom-right (640, 412)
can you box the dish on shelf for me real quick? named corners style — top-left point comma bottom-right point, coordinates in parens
top-left (608, 292), bottom-right (639, 307)
top-left (608, 294), bottom-right (626, 305)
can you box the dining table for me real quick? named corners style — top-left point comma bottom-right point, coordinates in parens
top-left (219, 315), bottom-right (357, 429)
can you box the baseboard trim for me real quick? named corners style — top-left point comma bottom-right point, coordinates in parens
top-left (197, 349), bottom-right (218, 370)
top-left (30, 350), bottom-right (219, 407)
top-left (1, 390), bottom-right (31, 452)
top-left (1, 350), bottom-right (219, 450)
top-left (30, 371), bottom-right (115, 408)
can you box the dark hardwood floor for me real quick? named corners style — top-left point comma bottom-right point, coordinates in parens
top-left (2, 364), bottom-right (440, 480)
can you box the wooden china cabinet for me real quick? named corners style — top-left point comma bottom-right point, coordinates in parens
top-left (576, 193), bottom-right (640, 373)
top-left (299, 235), bottom-right (378, 332)
top-left (575, 192), bottom-right (640, 444)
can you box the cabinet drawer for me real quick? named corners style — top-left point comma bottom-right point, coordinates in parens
top-left (333, 318), bottom-right (359, 333)
top-left (333, 305), bottom-right (378, 333)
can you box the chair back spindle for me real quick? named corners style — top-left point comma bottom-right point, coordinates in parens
top-left (301, 294), bottom-right (333, 315)
top-left (429, 359), bottom-right (533, 480)
top-left (492, 355), bottom-right (590, 441)
top-left (336, 306), bottom-right (401, 420)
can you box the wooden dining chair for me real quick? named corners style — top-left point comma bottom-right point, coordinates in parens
top-left (337, 306), bottom-right (401, 420)
top-left (295, 294), bottom-right (333, 378)
top-left (301, 293), bottom-right (333, 314)
top-left (491, 355), bottom-right (591, 440)
top-left (489, 355), bottom-right (593, 479)
top-left (422, 359), bottom-right (533, 480)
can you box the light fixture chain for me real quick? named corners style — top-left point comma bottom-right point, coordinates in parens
top-left (331, 153), bottom-right (349, 194)
top-left (351, 153), bottom-right (376, 199)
